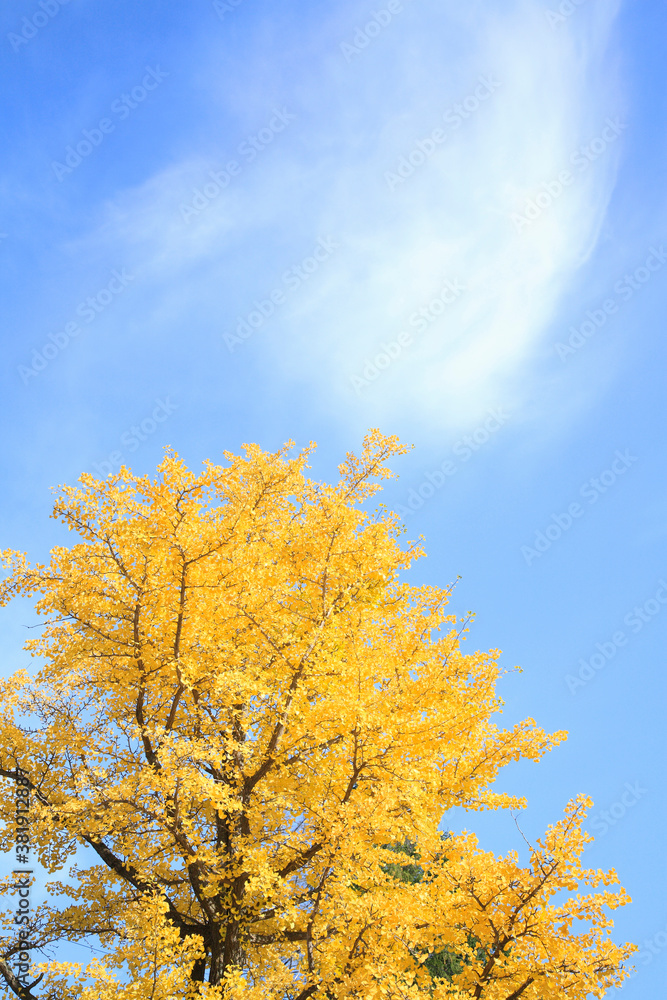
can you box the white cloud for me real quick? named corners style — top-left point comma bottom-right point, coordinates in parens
top-left (68, 0), bottom-right (625, 434)
top-left (270, 0), bottom-right (626, 429)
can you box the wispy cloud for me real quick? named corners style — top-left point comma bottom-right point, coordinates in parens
top-left (62, 0), bottom-right (625, 432)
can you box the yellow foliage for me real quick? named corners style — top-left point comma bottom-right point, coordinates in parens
top-left (0, 432), bottom-right (634, 998)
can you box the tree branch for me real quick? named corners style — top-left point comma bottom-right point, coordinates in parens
top-left (0, 960), bottom-right (44, 1000)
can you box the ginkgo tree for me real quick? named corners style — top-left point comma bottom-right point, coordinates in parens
top-left (0, 431), bottom-right (635, 999)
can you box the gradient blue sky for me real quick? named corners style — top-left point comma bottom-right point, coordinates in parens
top-left (1, 0), bottom-right (666, 993)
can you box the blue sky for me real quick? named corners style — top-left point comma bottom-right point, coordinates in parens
top-left (1, 0), bottom-right (666, 992)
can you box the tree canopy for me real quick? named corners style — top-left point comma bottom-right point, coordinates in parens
top-left (0, 431), bottom-right (635, 998)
